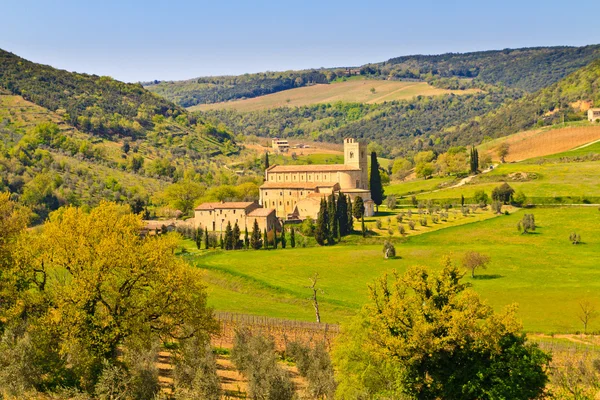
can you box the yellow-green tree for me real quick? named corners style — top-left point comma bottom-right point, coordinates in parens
top-left (333, 258), bottom-right (550, 399)
top-left (2, 201), bottom-right (217, 393)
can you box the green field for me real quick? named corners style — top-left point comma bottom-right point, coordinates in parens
top-left (186, 207), bottom-right (600, 333)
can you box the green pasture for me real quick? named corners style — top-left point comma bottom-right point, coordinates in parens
top-left (186, 207), bottom-right (600, 333)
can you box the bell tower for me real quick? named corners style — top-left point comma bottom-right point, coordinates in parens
top-left (344, 138), bottom-right (368, 189)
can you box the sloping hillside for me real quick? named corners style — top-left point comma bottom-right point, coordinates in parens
top-left (190, 79), bottom-right (480, 112)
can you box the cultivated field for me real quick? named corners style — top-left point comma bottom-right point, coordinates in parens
top-left (186, 207), bottom-right (600, 333)
top-left (477, 123), bottom-right (600, 162)
top-left (190, 79), bottom-right (480, 112)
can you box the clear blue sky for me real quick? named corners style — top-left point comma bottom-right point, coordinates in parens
top-left (2, 0), bottom-right (599, 83)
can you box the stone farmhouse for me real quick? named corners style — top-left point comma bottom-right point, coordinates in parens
top-left (271, 138), bottom-right (290, 153)
top-left (194, 201), bottom-right (279, 233)
top-left (259, 138), bottom-right (374, 219)
top-left (588, 108), bottom-right (600, 122)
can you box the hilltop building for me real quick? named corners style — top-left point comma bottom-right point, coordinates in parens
top-left (588, 108), bottom-right (600, 122)
top-left (271, 138), bottom-right (290, 153)
top-left (259, 138), bottom-right (374, 219)
top-left (194, 201), bottom-right (279, 232)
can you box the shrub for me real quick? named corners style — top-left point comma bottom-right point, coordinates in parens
top-left (474, 189), bottom-right (489, 206)
top-left (396, 214), bottom-right (403, 223)
top-left (173, 337), bottom-right (221, 400)
top-left (419, 217), bottom-right (428, 227)
top-left (570, 232), bottom-right (581, 244)
top-left (286, 341), bottom-right (336, 398)
top-left (386, 195), bottom-right (397, 210)
top-left (492, 200), bottom-right (503, 214)
top-left (408, 220), bottom-right (416, 230)
top-left (517, 214), bottom-right (536, 234)
top-left (383, 240), bottom-right (396, 259)
top-left (398, 224), bottom-right (406, 235)
top-left (375, 220), bottom-right (383, 229)
top-left (513, 190), bottom-right (527, 207)
top-left (431, 215), bottom-right (439, 224)
top-left (462, 251), bottom-right (491, 278)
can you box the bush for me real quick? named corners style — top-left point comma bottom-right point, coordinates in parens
top-left (375, 220), bottom-right (383, 229)
top-left (383, 240), bottom-right (396, 259)
top-left (513, 190), bottom-right (527, 206)
top-left (474, 189), bottom-right (489, 206)
top-left (431, 215), bottom-right (439, 224)
top-left (419, 217), bottom-right (428, 227)
top-left (398, 224), bottom-right (406, 235)
top-left (286, 341), bottom-right (336, 398)
top-left (386, 195), bottom-right (397, 210)
top-left (173, 337), bottom-right (221, 400)
top-left (570, 232), bottom-right (581, 244)
top-left (408, 220), bottom-right (416, 230)
top-left (517, 213), bottom-right (536, 234)
top-left (396, 214), bottom-right (403, 223)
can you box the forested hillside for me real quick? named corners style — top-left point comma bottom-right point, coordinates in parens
top-left (443, 58), bottom-right (600, 146)
top-left (147, 45), bottom-right (600, 107)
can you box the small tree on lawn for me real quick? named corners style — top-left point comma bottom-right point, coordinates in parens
top-left (232, 222), bottom-right (241, 250)
top-left (570, 232), bottom-right (581, 244)
top-left (224, 222), bottom-right (234, 250)
top-left (578, 300), bottom-right (597, 334)
top-left (518, 214), bottom-right (536, 234)
top-left (244, 226), bottom-right (249, 249)
top-left (352, 196), bottom-right (365, 219)
top-left (195, 227), bottom-right (203, 250)
top-left (263, 228), bottom-right (269, 249)
top-left (250, 220), bottom-right (262, 250)
top-left (280, 228), bottom-right (286, 249)
top-left (290, 227), bottom-right (296, 248)
top-left (386, 195), bottom-right (397, 210)
top-left (492, 182), bottom-right (515, 204)
top-left (462, 251), bottom-right (491, 278)
top-left (474, 190), bottom-right (489, 206)
top-left (383, 240), bottom-right (396, 259)
top-left (492, 201), bottom-right (503, 214)
top-left (370, 152), bottom-right (384, 212)
top-left (497, 142), bottom-right (510, 163)
top-left (361, 215), bottom-right (366, 238)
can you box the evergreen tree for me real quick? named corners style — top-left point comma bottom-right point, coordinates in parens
top-left (470, 147), bottom-right (479, 174)
top-left (352, 196), bottom-right (365, 219)
top-left (263, 228), bottom-right (269, 250)
top-left (264, 151), bottom-right (270, 170)
top-left (280, 228), bottom-right (286, 249)
top-left (290, 227), bottom-right (296, 248)
top-left (337, 193), bottom-right (348, 236)
top-left (224, 222), bottom-right (234, 250)
top-left (328, 194), bottom-right (337, 243)
top-left (232, 222), bottom-right (241, 250)
top-left (273, 228), bottom-right (278, 249)
top-left (219, 233), bottom-right (224, 249)
top-left (369, 152), bottom-right (384, 213)
top-left (204, 227), bottom-right (209, 249)
top-left (314, 198), bottom-right (329, 246)
top-left (347, 195), bottom-right (354, 233)
top-left (250, 220), bottom-right (262, 250)
top-left (461, 194), bottom-right (465, 207)
top-left (195, 227), bottom-right (202, 250)
top-left (244, 226), bottom-right (249, 249)
top-left (361, 215), bottom-right (366, 238)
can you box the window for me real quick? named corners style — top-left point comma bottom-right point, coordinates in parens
top-left (233, 210), bottom-right (236, 214)
top-left (349, 151), bottom-right (354, 159)
top-left (289, 191), bottom-right (292, 195)
top-left (280, 191), bottom-right (283, 196)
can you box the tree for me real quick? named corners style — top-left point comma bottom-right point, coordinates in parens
top-left (219, 233), bottom-right (224, 249)
top-left (204, 227), bottom-right (209, 249)
top-left (347, 195), bottom-right (354, 232)
top-left (570, 232), bottom-right (581, 244)
top-left (232, 222), bottom-right (241, 250)
top-left (333, 260), bottom-right (550, 399)
top-left (474, 189), bottom-right (489, 206)
top-left (314, 198), bottom-right (329, 246)
top-left (306, 273), bottom-right (323, 323)
top-left (470, 146), bottom-right (479, 174)
top-left (369, 152), bottom-right (384, 212)
top-left (263, 228), bottom-right (269, 250)
top-left (461, 194), bottom-right (465, 207)
top-left (578, 300), bottom-right (597, 333)
top-left (462, 251), bottom-right (491, 278)
top-left (518, 214), bottom-right (536, 234)
top-left (273, 228), bottom-right (278, 249)
top-left (383, 240), bottom-right (396, 259)
top-left (161, 180), bottom-right (205, 215)
top-left (498, 142), bottom-right (510, 163)
top-left (492, 182), bottom-right (515, 204)
top-left (2, 202), bottom-right (218, 392)
top-left (352, 196), bottom-right (365, 219)
top-left (513, 190), bottom-right (527, 206)
top-left (224, 222), bottom-right (234, 250)
top-left (244, 226), bottom-right (249, 249)
top-left (361, 215), bottom-right (366, 237)
top-left (336, 193), bottom-right (349, 236)
top-left (195, 227), bottom-right (203, 250)
top-left (391, 157), bottom-right (413, 181)
top-left (327, 195), bottom-right (337, 244)
top-left (290, 227), bottom-right (296, 248)
top-left (264, 151), bottom-right (270, 171)
top-left (280, 228), bottom-right (286, 249)
top-left (385, 195), bottom-right (397, 210)
top-left (122, 140), bottom-right (130, 154)
top-left (250, 220), bottom-right (262, 250)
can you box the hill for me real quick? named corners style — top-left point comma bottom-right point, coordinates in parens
top-left (190, 78), bottom-right (481, 112)
top-left (146, 45), bottom-right (600, 107)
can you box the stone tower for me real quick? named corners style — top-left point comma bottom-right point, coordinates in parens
top-left (344, 138), bottom-right (368, 189)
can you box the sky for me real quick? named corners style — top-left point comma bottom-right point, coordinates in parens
top-left (2, 0), bottom-right (599, 83)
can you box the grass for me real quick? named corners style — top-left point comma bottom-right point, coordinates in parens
top-left (386, 176), bottom-right (457, 197)
top-left (190, 79), bottom-right (480, 112)
top-left (186, 207), bottom-right (600, 333)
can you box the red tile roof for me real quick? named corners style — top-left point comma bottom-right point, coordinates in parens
top-left (247, 208), bottom-right (276, 217)
top-left (195, 202), bottom-right (257, 211)
top-left (267, 164), bottom-right (359, 172)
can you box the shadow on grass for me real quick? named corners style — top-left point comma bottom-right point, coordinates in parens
top-left (472, 274), bottom-right (503, 280)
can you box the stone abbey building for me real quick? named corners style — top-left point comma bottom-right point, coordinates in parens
top-left (259, 138), bottom-right (374, 219)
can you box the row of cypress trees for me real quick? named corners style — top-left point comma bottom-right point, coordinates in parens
top-left (314, 194), bottom-right (355, 245)
top-left (194, 220), bottom-right (297, 250)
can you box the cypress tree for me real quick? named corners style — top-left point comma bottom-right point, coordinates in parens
top-left (244, 226), bottom-right (249, 249)
top-left (461, 194), bottom-right (465, 207)
top-left (290, 227), bottom-right (296, 248)
top-left (337, 193), bottom-right (348, 236)
top-left (347, 195), bottom-right (354, 232)
top-left (328, 194), bottom-right (337, 243)
top-left (273, 228), bottom-right (278, 249)
top-left (314, 198), bottom-right (328, 246)
top-left (224, 222), bottom-right (233, 250)
top-left (250, 220), bottom-right (262, 250)
top-left (361, 215), bottom-right (366, 238)
top-left (264, 151), bottom-right (270, 170)
top-left (280, 228), bottom-right (286, 249)
top-left (232, 222), bottom-right (241, 250)
top-left (263, 228), bottom-right (269, 250)
top-left (204, 227), bottom-right (209, 249)
top-left (219, 233), bottom-right (224, 249)
top-left (369, 152), bottom-right (384, 213)
top-left (352, 196), bottom-right (365, 219)
top-left (195, 227), bottom-right (202, 250)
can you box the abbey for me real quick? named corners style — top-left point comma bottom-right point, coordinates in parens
top-left (259, 138), bottom-right (374, 219)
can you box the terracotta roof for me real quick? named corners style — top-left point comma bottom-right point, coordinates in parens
top-left (267, 164), bottom-right (360, 173)
top-left (195, 201), bottom-right (256, 211)
top-left (247, 208), bottom-right (276, 217)
top-left (260, 182), bottom-right (338, 190)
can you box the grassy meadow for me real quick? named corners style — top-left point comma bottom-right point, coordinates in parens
top-left (190, 78), bottom-right (481, 112)
top-left (185, 207), bottom-right (600, 333)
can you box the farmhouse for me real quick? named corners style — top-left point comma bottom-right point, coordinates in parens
top-left (260, 138), bottom-right (374, 219)
top-left (194, 201), bottom-right (279, 232)
top-left (588, 108), bottom-right (600, 122)
top-left (271, 138), bottom-right (290, 153)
